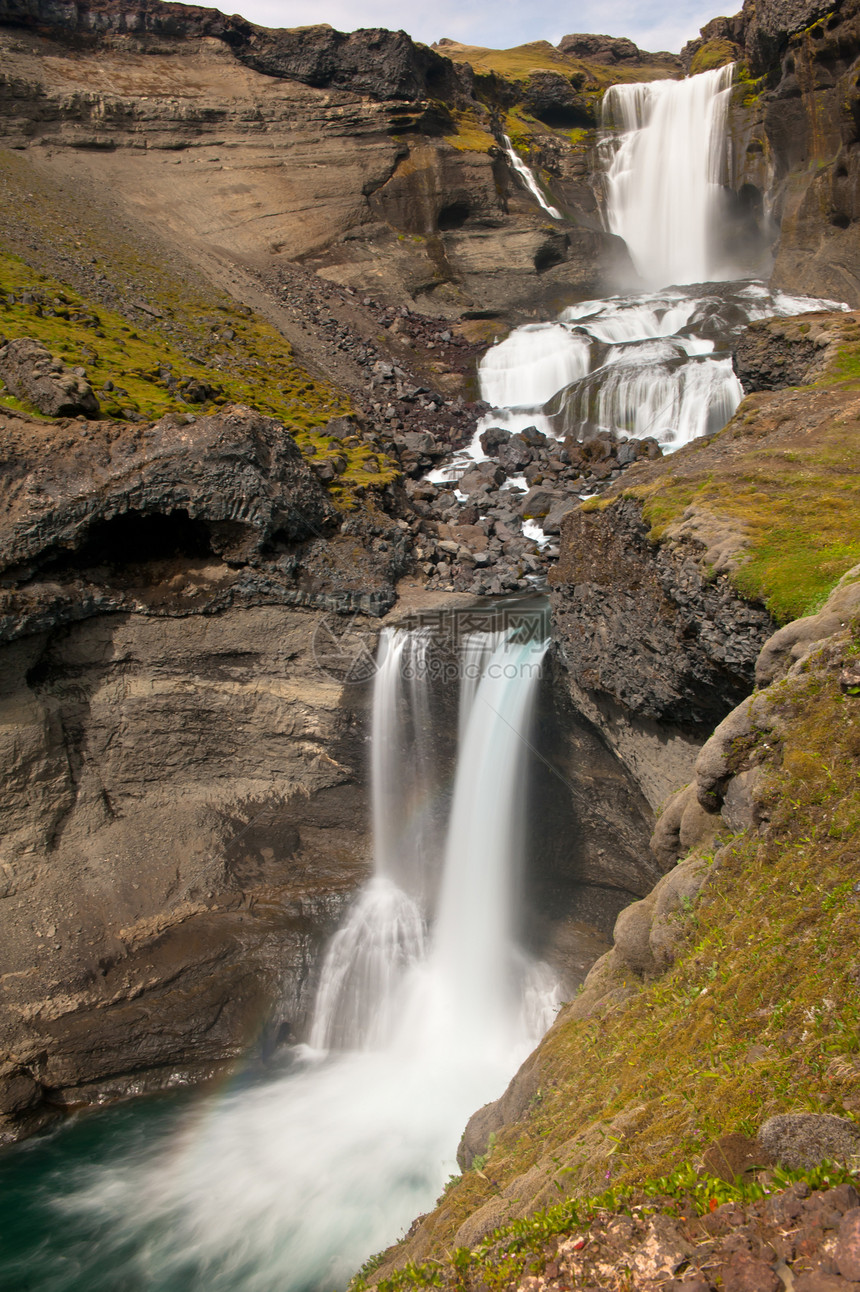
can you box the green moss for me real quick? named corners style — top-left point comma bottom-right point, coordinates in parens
top-left (443, 108), bottom-right (497, 153)
top-left (621, 394), bottom-right (860, 624)
top-left (732, 61), bottom-right (768, 106)
top-left (440, 40), bottom-right (678, 91)
top-left (689, 38), bottom-right (739, 76)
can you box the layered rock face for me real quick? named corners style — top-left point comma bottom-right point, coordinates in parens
top-left (0, 403), bottom-right (413, 1143)
top-left (549, 500), bottom-right (774, 809)
top-left (0, 3), bottom-right (630, 324)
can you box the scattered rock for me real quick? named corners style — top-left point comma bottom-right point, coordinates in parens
top-left (836, 1210), bottom-right (860, 1281)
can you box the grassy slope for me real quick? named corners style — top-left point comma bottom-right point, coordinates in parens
top-left (363, 616), bottom-right (860, 1291)
top-left (0, 150), bottom-right (399, 508)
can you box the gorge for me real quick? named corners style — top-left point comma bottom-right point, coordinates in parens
top-left (0, 0), bottom-right (859, 1289)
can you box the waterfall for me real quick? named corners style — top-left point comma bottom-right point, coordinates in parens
top-left (315, 622), bottom-right (555, 1059)
top-left (602, 64), bottom-right (735, 286)
top-left (41, 617), bottom-right (558, 1292)
top-left (503, 134), bottom-right (562, 218)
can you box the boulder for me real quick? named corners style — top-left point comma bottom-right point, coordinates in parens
top-left (519, 486), bottom-right (559, 519)
top-left (542, 497), bottom-right (578, 535)
top-left (756, 569), bottom-right (860, 686)
top-left (0, 336), bottom-right (100, 417)
top-left (648, 856), bottom-right (712, 970)
top-left (459, 462), bottom-right (505, 494)
top-left (613, 895), bottom-right (657, 976)
top-left (479, 426), bottom-right (510, 454)
top-left (758, 1113), bottom-right (860, 1170)
top-left (497, 436), bottom-right (533, 474)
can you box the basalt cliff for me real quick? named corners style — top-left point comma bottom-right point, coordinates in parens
top-left (0, 3), bottom-right (858, 1279)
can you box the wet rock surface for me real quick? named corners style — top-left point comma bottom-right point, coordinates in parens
top-left (401, 429), bottom-right (661, 600)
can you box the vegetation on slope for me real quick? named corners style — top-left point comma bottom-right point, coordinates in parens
top-left (0, 151), bottom-right (400, 508)
top-left (436, 40), bottom-right (678, 91)
top-left (360, 612), bottom-right (860, 1289)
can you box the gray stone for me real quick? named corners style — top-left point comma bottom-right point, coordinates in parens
top-left (614, 894), bottom-right (657, 976)
top-left (721, 767), bottom-right (763, 833)
top-left (649, 856), bottom-right (712, 970)
top-left (759, 1114), bottom-right (860, 1171)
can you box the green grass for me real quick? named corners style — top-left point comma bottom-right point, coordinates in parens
top-left (612, 338), bottom-right (860, 623)
top-left (362, 630), bottom-right (860, 1284)
top-left (0, 148), bottom-right (401, 506)
top-left (439, 40), bottom-right (677, 90)
top-left (442, 108), bottom-right (498, 153)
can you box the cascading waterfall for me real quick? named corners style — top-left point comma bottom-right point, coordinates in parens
top-left (429, 70), bottom-right (847, 491)
top-left (3, 619), bottom-right (558, 1292)
top-left (601, 64), bottom-right (735, 287)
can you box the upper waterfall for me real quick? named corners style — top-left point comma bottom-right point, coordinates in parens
top-left (602, 65), bottom-right (735, 287)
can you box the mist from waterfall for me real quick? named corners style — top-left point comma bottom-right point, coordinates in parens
top-left (3, 618), bottom-right (558, 1292)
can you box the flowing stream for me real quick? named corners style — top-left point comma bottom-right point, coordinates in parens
top-left (0, 618), bottom-right (557, 1291)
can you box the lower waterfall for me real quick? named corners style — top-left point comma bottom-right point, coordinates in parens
top-left (0, 619), bottom-right (558, 1292)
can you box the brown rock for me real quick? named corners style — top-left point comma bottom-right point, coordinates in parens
top-left (837, 1211), bottom-right (860, 1282)
top-left (0, 336), bottom-right (100, 417)
top-left (723, 1249), bottom-right (780, 1292)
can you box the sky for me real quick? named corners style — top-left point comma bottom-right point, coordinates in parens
top-left (227, 0), bottom-right (728, 58)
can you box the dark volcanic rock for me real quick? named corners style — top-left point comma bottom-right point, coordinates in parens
top-left (727, 0), bottom-right (860, 304)
top-left (1, 404), bottom-right (332, 576)
top-left (0, 336), bottom-right (100, 417)
top-left (733, 310), bottom-right (860, 390)
top-left (521, 71), bottom-right (597, 128)
top-left (236, 23), bottom-right (465, 103)
top-left (557, 32), bottom-right (683, 69)
top-left (550, 497), bottom-right (774, 807)
top-left (0, 0), bottom-right (465, 103)
top-left (551, 499), bottom-right (773, 726)
top-left (742, 0), bottom-right (837, 75)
